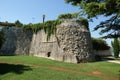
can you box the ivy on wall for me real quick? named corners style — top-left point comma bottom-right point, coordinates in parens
top-left (22, 20), bottom-right (62, 41)
top-left (0, 18), bottom-right (89, 41)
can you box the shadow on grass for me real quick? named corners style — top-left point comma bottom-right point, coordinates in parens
top-left (0, 63), bottom-right (32, 75)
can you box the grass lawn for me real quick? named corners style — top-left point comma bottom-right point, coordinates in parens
top-left (0, 56), bottom-right (120, 80)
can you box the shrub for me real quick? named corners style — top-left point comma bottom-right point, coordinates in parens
top-left (0, 22), bottom-right (15, 27)
top-left (111, 38), bottom-right (119, 58)
top-left (22, 20), bottom-right (62, 41)
top-left (92, 37), bottom-right (110, 50)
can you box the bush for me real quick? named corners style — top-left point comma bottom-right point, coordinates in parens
top-left (111, 38), bottom-right (119, 58)
top-left (0, 22), bottom-right (15, 27)
top-left (92, 37), bottom-right (110, 50)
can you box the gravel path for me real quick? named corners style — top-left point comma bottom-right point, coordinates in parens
top-left (108, 60), bottom-right (120, 64)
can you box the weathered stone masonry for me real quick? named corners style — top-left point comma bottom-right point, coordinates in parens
top-left (0, 27), bottom-right (33, 55)
top-left (0, 21), bottom-right (94, 63)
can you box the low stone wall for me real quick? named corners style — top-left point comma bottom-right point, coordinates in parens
top-left (94, 50), bottom-right (112, 56)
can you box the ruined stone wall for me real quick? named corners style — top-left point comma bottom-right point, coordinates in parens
top-left (0, 21), bottom-right (94, 63)
top-left (56, 21), bottom-right (94, 63)
top-left (0, 27), bottom-right (33, 55)
top-left (30, 21), bottom-right (94, 63)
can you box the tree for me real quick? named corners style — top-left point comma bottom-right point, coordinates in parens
top-left (15, 20), bottom-right (23, 27)
top-left (58, 13), bottom-right (89, 30)
top-left (119, 38), bottom-right (120, 46)
top-left (58, 12), bottom-right (79, 20)
top-left (42, 14), bottom-right (45, 23)
top-left (64, 0), bottom-right (120, 38)
top-left (92, 37), bottom-right (110, 50)
top-left (0, 22), bottom-right (15, 27)
top-left (111, 38), bottom-right (119, 58)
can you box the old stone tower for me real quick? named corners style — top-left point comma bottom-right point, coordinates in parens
top-left (0, 20), bottom-right (94, 63)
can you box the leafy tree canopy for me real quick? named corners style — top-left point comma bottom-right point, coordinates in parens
top-left (58, 12), bottom-right (79, 20)
top-left (58, 13), bottom-right (89, 30)
top-left (15, 20), bottom-right (23, 27)
top-left (0, 22), bottom-right (15, 27)
top-left (111, 38), bottom-right (119, 58)
top-left (65, 0), bottom-right (120, 38)
top-left (92, 37), bottom-right (110, 50)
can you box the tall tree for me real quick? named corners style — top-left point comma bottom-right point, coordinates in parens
top-left (111, 38), bottom-right (119, 58)
top-left (42, 14), bottom-right (45, 23)
top-left (15, 20), bottom-right (23, 27)
top-left (65, 0), bottom-right (120, 38)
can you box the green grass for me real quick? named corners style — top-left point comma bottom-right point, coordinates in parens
top-left (0, 56), bottom-right (120, 80)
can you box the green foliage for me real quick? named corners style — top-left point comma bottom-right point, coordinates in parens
top-left (76, 17), bottom-right (89, 30)
top-left (65, 0), bottom-right (120, 17)
top-left (119, 38), bottom-right (120, 47)
top-left (92, 37), bottom-right (110, 50)
top-left (44, 20), bottom-right (62, 41)
top-left (0, 29), bottom-right (5, 49)
top-left (94, 15), bottom-right (120, 38)
top-left (0, 22), bottom-right (15, 27)
top-left (58, 12), bottom-right (79, 20)
top-left (22, 20), bottom-right (62, 41)
top-left (65, 0), bottom-right (120, 38)
top-left (65, 0), bottom-right (82, 6)
top-left (0, 20), bottom-right (23, 27)
top-left (84, 2), bottom-right (106, 18)
top-left (15, 20), bottom-right (23, 27)
top-left (111, 38), bottom-right (119, 58)
top-left (22, 18), bottom-right (90, 41)
top-left (58, 13), bottom-right (89, 30)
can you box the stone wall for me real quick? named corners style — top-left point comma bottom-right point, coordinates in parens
top-left (30, 21), bottom-right (94, 63)
top-left (94, 50), bottom-right (112, 56)
top-left (0, 27), bottom-right (33, 55)
top-left (0, 20), bottom-right (94, 63)
top-left (56, 21), bottom-right (94, 63)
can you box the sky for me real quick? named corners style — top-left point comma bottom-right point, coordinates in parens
top-left (0, 0), bottom-right (112, 46)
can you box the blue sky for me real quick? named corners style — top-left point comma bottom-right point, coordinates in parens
top-left (0, 0), bottom-right (79, 23)
top-left (0, 0), bottom-right (112, 46)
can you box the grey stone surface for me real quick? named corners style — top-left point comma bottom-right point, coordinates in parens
top-left (30, 20), bottom-right (94, 63)
top-left (56, 20), bottom-right (94, 63)
top-left (0, 27), bottom-right (33, 55)
top-left (94, 50), bottom-right (112, 56)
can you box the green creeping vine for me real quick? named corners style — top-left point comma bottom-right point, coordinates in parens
top-left (0, 18), bottom-right (88, 41)
top-left (22, 19), bottom-right (89, 41)
top-left (22, 20), bottom-right (62, 41)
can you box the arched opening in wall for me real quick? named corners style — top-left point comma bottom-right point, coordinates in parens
top-left (47, 52), bottom-right (51, 57)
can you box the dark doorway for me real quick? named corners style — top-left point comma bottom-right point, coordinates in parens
top-left (47, 52), bottom-right (51, 57)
